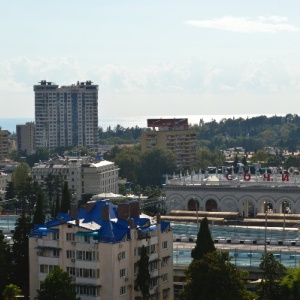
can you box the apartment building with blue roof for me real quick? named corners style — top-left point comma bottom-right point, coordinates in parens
top-left (29, 199), bottom-right (173, 300)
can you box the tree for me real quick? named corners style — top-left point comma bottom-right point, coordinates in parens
top-left (0, 233), bottom-right (12, 298)
top-left (257, 253), bottom-right (287, 300)
top-left (181, 251), bottom-right (253, 300)
top-left (32, 190), bottom-right (45, 225)
top-left (135, 245), bottom-right (150, 299)
top-left (11, 211), bottom-right (32, 299)
top-left (191, 217), bottom-right (215, 260)
top-left (36, 266), bottom-right (78, 300)
top-left (280, 267), bottom-right (300, 300)
top-left (196, 148), bottom-right (225, 169)
top-left (60, 182), bottom-right (71, 213)
top-left (3, 284), bottom-right (22, 300)
top-left (11, 163), bottom-right (30, 193)
top-left (138, 148), bottom-right (176, 187)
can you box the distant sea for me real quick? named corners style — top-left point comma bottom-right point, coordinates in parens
top-left (0, 113), bottom-right (284, 133)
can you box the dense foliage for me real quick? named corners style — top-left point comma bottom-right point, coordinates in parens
top-left (195, 114), bottom-right (300, 152)
top-left (181, 251), bottom-right (253, 300)
top-left (257, 253), bottom-right (287, 300)
top-left (36, 266), bottom-right (78, 300)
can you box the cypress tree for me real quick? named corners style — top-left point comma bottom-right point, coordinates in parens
top-left (33, 190), bottom-right (45, 225)
top-left (191, 217), bottom-right (215, 260)
top-left (60, 182), bottom-right (71, 213)
top-left (136, 245), bottom-right (150, 299)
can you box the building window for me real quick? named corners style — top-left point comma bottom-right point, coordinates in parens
top-left (66, 250), bottom-right (75, 259)
top-left (66, 233), bottom-right (75, 241)
top-left (162, 241), bottom-right (168, 249)
top-left (119, 251), bottom-right (126, 260)
top-left (120, 286), bottom-right (127, 295)
top-left (162, 273), bottom-right (168, 282)
top-left (162, 256), bottom-right (169, 266)
top-left (120, 268), bottom-right (126, 278)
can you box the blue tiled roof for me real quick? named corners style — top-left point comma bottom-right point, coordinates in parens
top-left (30, 200), bottom-right (170, 243)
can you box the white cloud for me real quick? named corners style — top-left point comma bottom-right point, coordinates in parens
top-left (184, 16), bottom-right (300, 33)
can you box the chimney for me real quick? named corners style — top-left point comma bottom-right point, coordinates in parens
top-left (70, 203), bottom-right (78, 220)
top-left (86, 201), bottom-right (96, 213)
top-left (102, 205), bottom-right (109, 221)
top-left (75, 219), bottom-right (80, 226)
top-left (129, 218), bottom-right (135, 229)
top-left (156, 213), bottom-right (161, 224)
top-left (129, 201), bottom-right (140, 218)
top-left (118, 203), bottom-right (130, 220)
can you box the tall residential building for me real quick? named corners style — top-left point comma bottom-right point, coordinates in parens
top-left (0, 130), bottom-right (9, 159)
top-left (16, 122), bottom-right (35, 155)
top-left (141, 118), bottom-right (197, 169)
top-left (34, 80), bottom-right (99, 151)
top-left (29, 200), bottom-right (173, 300)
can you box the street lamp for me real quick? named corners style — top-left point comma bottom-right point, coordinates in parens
top-left (192, 197), bottom-right (199, 229)
top-left (264, 201), bottom-right (269, 254)
top-left (264, 209), bottom-right (268, 254)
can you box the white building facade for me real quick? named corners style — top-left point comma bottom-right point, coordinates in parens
top-left (165, 172), bottom-right (300, 216)
top-left (31, 157), bottom-right (119, 200)
top-left (34, 80), bottom-right (98, 151)
top-left (29, 200), bottom-right (173, 300)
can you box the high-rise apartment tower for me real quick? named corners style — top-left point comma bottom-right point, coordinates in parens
top-left (34, 80), bottom-right (99, 151)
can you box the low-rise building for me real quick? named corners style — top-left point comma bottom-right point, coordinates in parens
top-left (31, 156), bottom-right (119, 200)
top-left (29, 200), bottom-right (173, 300)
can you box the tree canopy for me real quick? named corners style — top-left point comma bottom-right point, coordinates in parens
top-left (181, 251), bottom-right (253, 300)
top-left (257, 252), bottom-right (287, 300)
top-left (36, 266), bottom-right (78, 300)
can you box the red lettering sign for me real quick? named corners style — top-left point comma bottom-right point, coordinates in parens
top-left (244, 174), bottom-right (251, 181)
top-left (282, 174), bottom-right (289, 181)
top-left (226, 173), bottom-right (232, 180)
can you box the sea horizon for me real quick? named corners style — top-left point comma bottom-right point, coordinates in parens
top-left (0, 113), bottom-right (289, 133)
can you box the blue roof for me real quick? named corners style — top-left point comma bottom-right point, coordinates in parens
top-left (30, 200), bottom-right (171, 244)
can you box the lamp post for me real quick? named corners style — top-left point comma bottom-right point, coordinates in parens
top-left (192, 197), bottom-right (199, 229)
top-left (264, 209), bottom-right (268, 254)
top-left (283, 201), bottom-right (287, 240)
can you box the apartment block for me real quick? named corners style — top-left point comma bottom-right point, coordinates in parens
top-left (16, 122), bottom-right (35, 155)
top-left (31, 156), bottom-right (119, 200)
top-left (29, 200), bottom-right (173, 300)
top-left (0, 130), bottom-right (9, 159)
top-left (34, 80), bottom-right (98, 151)
top-left (141, 118), bottom-right (197, 169)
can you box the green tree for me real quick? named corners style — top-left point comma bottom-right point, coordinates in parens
top-left (191, 217), bottom-right (215, 260)
top-left (138, 148), bottom-right (176, 187)
top-left (3, 283), bottom-right (22, 300)
top-left (181, 251), bottom-right (253, 300)
top-left (36, 266), bottom-right (78, 300)
top-left (250, 150), bottom-right (269, 164)
top-left (4, 181), bottom-right (15, 201)
top-left (257, 253), bottom-right (287, 300)
top-left (33, 190), bottom-right (45, 225)
top-left (280, 267), bottom-right (300, 300)
top-left (11, 163), bottom-right (30, 193)
top-left (11, 211), bottom-right (32, 298)
top-left (136, 245), bottom-right (150, 300)
top-left (196, 148), bottom-right (225, 169)
top-left (0, 233), bottom-right (12, 298)
top-left (60, 182), bottom-right (71, 213)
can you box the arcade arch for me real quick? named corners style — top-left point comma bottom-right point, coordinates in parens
top-left (187, 197), bottom-right (199, 211)
top-left (240, 197), bottom-right (256, 217)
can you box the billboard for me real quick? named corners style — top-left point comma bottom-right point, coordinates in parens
top-left (147, 118), bottom-right (188, 127)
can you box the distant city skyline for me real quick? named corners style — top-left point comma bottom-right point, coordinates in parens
top-left (1, 1), bottom-right (300, 119)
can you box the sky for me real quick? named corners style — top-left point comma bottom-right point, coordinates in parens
top-left (1, 0), bottom-right (300, 120)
